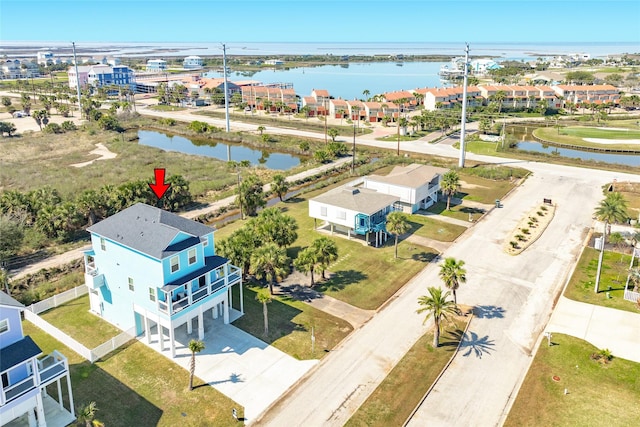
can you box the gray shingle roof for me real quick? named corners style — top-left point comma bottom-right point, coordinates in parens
top-left (0, 292), bottom-right (24, 309)
top-left (366, 164), bottom-right (448, 189)
top-left (0, 336), bottom-right (42, 372)
top-left (311, 186), bottom-right (399, 215)
top-left (87, 203), bottom-right (214, 260)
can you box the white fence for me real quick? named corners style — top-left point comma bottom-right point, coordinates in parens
top-left (23, 310), bottom-right (93, 361)
top-left (624, 289), bottom-right (640, 303)
top-left (27, 285), bottom-right (88, 314)
top-left (23, 285), bottom-right (137, 362)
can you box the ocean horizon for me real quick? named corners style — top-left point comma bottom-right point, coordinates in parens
top-left (1, 41), bottom-right (638, 59)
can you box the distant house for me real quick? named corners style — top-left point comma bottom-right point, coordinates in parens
top-left (146, 59), bottom-right (168, 72)
top-left (36, 51), bottom-right (54, 65)
top-left (264, 59), bottom-right (284, 66)
top-left (329, 99), bottom-right (349, 118)
top-left (363, 164), bottom-right (448, 213)
top-left (183, 56), bottom-right (203, 70)
top-left (67, 65), bottom-right (91, 89)
top-left (309, 186), bottom-right (399, 247)
top-left (86, 64), bottom-right (135, 91)
top-left (83, 203), bottom-right (243, 357)
top-left (0, 292), bottom-right (75, 427)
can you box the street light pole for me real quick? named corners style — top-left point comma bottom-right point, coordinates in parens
top-left (222, 43), bottom-right (230, 133)
top-left (352, 122), bottom-right (356, 174)
top-left (324, 98), bottom-right (328, 144)
top-left (458, 43), bottom-right (470, 168)
top-left (72, 42), bottom-right (82, 118)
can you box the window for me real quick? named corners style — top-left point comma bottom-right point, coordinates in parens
top-left (337, 210), bottom-right (346, 220)
top-left (320, 206), bottom-right (327, 217)
top-left (0, 319), bottom-right (8, 334)
top-left (188, 248), bottom-right (197, 265)
top-left (202, 239), bottom-right (208, 248)
top-left (128, 277), bottom-right (134, 291)
top-left (149, 287), bottom-right (156, 302)
top-left (170, 256), bottom-right (179, 273)
top-left (100, 237), bottom-right (106, 251)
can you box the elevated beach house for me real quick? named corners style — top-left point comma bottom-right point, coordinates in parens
top-left (309, 186), bottom-right (399, 247)
top-left (83, 203), bottom-right (243, 357)
top-left (0, 292), bottom-right (74, 427)
top-left (362, 164), bottom-right (448, 213)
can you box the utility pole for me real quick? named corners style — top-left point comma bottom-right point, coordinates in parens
top-left (352, 122), bottom-right (356, 174)
top-left (72, 42), bottom-right (82, 119)
top-left (222, 43), bottom-right (230, 133)
top-left (324, 99), bottom-right (328, 144)
top-left (458, 43), bottom-right (470, 168)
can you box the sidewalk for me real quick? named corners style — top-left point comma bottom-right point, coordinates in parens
top-left (546, 296), bottom-right (640, 363)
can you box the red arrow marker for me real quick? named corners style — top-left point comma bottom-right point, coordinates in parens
top-left (149, 168), bottom-right (171, 199)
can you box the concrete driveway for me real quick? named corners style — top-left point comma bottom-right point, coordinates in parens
top-left (142, 312), bottom-right (317, 424)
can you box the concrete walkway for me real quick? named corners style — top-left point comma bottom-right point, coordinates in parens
top-left (419, 211), bottom-right (473, 228)
top-left (405, 235), bottom-right (452, 253)
top-left (546, 296), bottom-right (640, 363)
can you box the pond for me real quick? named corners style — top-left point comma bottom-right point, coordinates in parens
top-left (138, 130), bottom-right (302, 170)
top-left (505, 126), bottom-right (640, 167)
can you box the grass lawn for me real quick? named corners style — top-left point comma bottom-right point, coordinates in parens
top-left (563, 247), bottom-right (639, 313)
top-left (147, 104), bottom-right (187, 112)
top-left (216, 185), bottom-right (438, 310)
top-left (504, 334), bottom-right (640, 427)
top-left (407, 213), bottom-right (468, 241)
top-left (611, 180), bottom-right (640, 219)
top-left (457, 173), bottom-right (520, 204)
top-left (23, 322), bottom-right (244, 427)
top-left (425, 201), bottom-right (486, 222)
top-left (231, 284), bottom-right (353, 360)
top-left (534, 126), bottom-right (640, 151)
top-left (346, 317), bottom-right (468, 427)
top-left (39, 294), bottom-right (122, 348)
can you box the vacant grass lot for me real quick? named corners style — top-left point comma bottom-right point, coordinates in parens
top-left (346, 317), bottom-right (468, 427)
top-left (426, 201), bottom-right (486, 222)
top-left (564, 247), bottom-right (638, 313)
top-left (39, 294), bottom-right (122, 348)
top-left (504, 334), bottom-right (640, 427)
top-left (232, 284), bottom-right (353, 360)
top-left (407, 213), bottom-right (467, 241)
top-left (215, 183), bottom-right (440, 310)
top-left (457, 173), bottom-right (519, 204)
top-left (23, 322), bottom-right (244, 427)
top-left (0, 126), bottom-right (238, 198)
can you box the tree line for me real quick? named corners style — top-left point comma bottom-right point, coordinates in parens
top-left (0, 175), bottom-right (191, 259)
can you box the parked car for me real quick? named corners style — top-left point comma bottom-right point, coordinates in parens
top-left (12, 111), bottom-right (28, 118)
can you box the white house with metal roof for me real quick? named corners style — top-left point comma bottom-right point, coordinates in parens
top-left (309, 186), bottom-right (399, 247)
top-left (362, 164), bottom-right (448, 213)
top-left (83, 203), bottom-right (243, 357)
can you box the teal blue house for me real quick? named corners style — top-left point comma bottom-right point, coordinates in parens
top-left (84, 203), bottom-right (243, 357)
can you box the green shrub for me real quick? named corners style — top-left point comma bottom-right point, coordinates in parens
top-left (43, 123), bottom-right (63, 134)
top-left (60, 121), bottom-right (77, 131)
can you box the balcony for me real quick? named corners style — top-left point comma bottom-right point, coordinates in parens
top-left (0, 351), bottom-right (68, 406)
top-left (158, 264), bottom-right (242, 316)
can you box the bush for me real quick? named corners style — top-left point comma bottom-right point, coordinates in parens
top-left (188, 120), bottom-right (209, 133)
top-left (43, 123), bottom-right (63, 134)
top-left (521, 228), bottom-right (530, 234)
top-left (299, 141), bottom-right (310, 151)
top-left (509, 241), bottom-right (518, 249)
top-left (60, 121), bottom-right (77, 131)
top-left (591, 348), bottom-right (613, 364)
top-left (160, 118), bottom-right (176, 126)
top-left (327, 142), bottom-right (348, 157)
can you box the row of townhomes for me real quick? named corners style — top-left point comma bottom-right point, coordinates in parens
top-left (309, 164), bottom-right (447, 246)
top-left (145, 56), bottom-right (204, 72)
top-left (83, 203), bottom-right (244, 358)
top-left (0, 293), bottom-right (75, 427)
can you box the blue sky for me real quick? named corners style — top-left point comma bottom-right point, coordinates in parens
top-left (1, 0), bottom-right (639, 44)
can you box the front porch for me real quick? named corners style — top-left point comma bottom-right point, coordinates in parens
top-left (3, 393), bottom-right (75, 427)
top-left (314, 221), bottom-right (389, 248)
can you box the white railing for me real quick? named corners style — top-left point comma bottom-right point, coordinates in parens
top-left (27, 285), bottom-right (88, 314)
top-left (23, 310), bottom-right (93, 361)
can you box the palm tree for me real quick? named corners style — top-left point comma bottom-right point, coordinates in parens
top-left (188, 339), bottom-right (205, 391)
top-left (257, 125), bottom-right (266, 135)
top-left (77, 401), bottom-right (104, 427)
top-left (441, 170), bottom-right (461, 210)
top-left (438, 257), bottom-right (467, 306)
top-left (490, 90), bottom-right (507, 114)
top-left (416, 287), bottom-right (458, 348)
top-left (312, 237), bottom-right (338, 279)
top-left (256, 290), bottom-right (272, 335)
top-left (362, 89), bottom-right (370, 101)
top-left (250, 243), bottom-right (289, 294)
top-left (271, 174), bottom-right (289, 201)
top-left (294, 247), bottom-right (318, 286)
top-left (386, 211), bottom-right (410, 259)
top-left (594, 192), bottom-right (628, 246)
